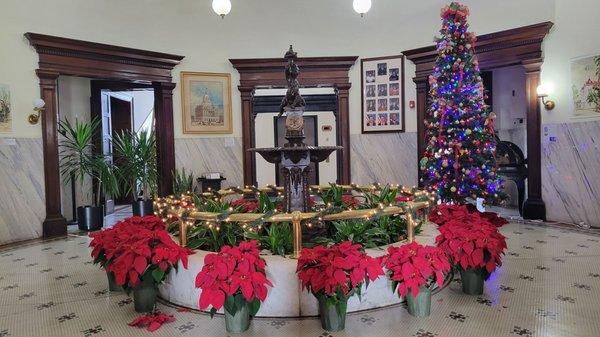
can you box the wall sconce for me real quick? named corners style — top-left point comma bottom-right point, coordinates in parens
top-left (536, 83), bottom-right (555, 110)
top-left (29, 99), bottom-right (45, 125)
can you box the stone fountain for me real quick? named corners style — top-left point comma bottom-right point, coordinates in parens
top-left (248, 46), bottom-right (342, 212)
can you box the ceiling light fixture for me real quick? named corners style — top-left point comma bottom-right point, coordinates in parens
top-left (353, 0), bottom-right (372, 17)
top-left (212, 0), bottom-right (231, 18)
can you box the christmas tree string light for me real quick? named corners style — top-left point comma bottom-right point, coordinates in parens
top-left (420, 2), bottom-right (502, 203)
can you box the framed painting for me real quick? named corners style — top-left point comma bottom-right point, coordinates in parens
top-left (181, 72), bottom-right (232, 134)
top-left (571, 54), bottom-right (600, 117)
top-left (0, 83), bottom-right (11, 133)
top-left (360, 55), bottom-right (405, 133)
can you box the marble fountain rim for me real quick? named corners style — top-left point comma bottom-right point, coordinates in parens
top-left (159, 224), bottom-right (440, 318)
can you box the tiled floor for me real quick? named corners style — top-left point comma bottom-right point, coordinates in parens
top-left (2, 220), bottom-right (600, 336)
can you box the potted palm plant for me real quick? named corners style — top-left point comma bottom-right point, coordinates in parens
top-left (113, 130), bottom-right (157, 216)
top-left (59, 117), bottom-right (119, 231)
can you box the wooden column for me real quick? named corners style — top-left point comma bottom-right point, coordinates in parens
top-left (37, 69), bottom-right (67, 237)
top-left (240, 86), bottom-right (256, 186)
top-left (153, 82), bottom-right (177, 197)
top-left (335, 83), bottom-right (351, 184)
top-left (522, 61), bottom-right (546, 220)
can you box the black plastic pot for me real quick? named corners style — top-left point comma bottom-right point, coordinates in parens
top-left (77, 205), bottom-right (104, 231)
top-left (132, 199), bottom-right (154, 216)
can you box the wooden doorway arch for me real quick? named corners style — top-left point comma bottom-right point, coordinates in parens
top-left (403, 22), bottom-right (553, 220)
top-left (25, 33), bottom-right (184, 237)
top-left (230, 56), bottom-right (358, 186)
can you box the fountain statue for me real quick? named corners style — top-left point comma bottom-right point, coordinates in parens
top-left (249, 46), bottom-right (342, 212)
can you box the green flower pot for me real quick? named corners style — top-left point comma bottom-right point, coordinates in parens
top-left (106, 271), bottom-right (121, 292)
top-left (317, 295), bottom-right (348, 332)
top-left (225, 302), bottom-right (250, 334)
top-left (133, 275), bottom-right (157, 313)
top-left (460, 268), bottom-right (485, 295)
top-left (406, 287), bottom-right (432, 317)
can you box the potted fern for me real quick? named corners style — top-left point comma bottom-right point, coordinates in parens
top-left (59, 117), bottom-right (119, 231)
top-left (113, 130), bottom-right (157, 216)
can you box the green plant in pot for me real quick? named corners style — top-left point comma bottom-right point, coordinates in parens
top-left (59, 117), bottom-right (119, 231)
top-left (435, 218), bottom-right (507, 295)
top-left (106, 217), bottom-right (192, 312)
top-left (113, 130), bottom-right (157, 216)
top-left (296, 241), bottom-right (384, 331)
top-left (196, 240), bottom-right (273, 333)
top-left (382, 241), bottom-right (451, 317)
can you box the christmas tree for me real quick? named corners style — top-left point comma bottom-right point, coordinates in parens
top-left (419, 2), bottom-right (501, 203)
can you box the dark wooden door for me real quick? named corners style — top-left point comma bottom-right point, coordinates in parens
top-left (108, 94), bottom-right (133, 204)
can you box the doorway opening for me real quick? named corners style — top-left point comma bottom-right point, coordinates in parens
top-left (252, 87), bottom-right (339, 187)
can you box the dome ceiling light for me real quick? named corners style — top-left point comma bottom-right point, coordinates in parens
top-left (353, 0), bottom-right (372, 17)
top-left (212, 0), bottom-right (231, 18)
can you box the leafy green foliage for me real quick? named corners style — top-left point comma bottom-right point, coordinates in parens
top-left (173, 168), bottom-right (194, 196)
top-left (314, 219), bottom-right (389, 249)
top-left (318, 183), bottom-right (346, 207)
top-left (360, 184), bottom-right (397, 208)
top-left (244, 223), bottom-right (292, 256)
top-left (58, 117), bottom-right (118, 207)
top-left (186, 222), bottom-right (244, 252)
top-left (113, 130), bottom-right (157, 200)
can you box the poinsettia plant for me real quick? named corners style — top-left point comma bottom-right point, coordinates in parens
top-left (435, 219), bottom-right (507, 277)
top-left (89, 215), bottom-right (168, 269)
top-left (196, 240), bottom-right (273, 317)
top-left (381, 242), bottom-right (450, 298)
top-left (102, 216), bottom-right (192, 288)
top-left (429, 203), bottom-right (508, 227)
top-left (296, 241), bottom-right (384, 303)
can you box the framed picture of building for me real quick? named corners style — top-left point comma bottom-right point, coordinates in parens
top-left (181, 72), bottom-right (233, 134)
top-left (360, 55), bottom-right (405, 133)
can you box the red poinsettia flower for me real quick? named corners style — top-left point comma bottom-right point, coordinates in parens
top-left (129, 312), bottom-right (175, 332)
top-left (341, 195), bottom-right (360, 208)
top-left (296, 241), bottom-right (384, 299)
top-left (435, 219), bottom-right (507, 276)
top-left (95, 216), bottom-right (192, 288)
top-left (196, 240), bottom-right (272, 312)
top-left (395, 195), bottom-right (414, 203)
top-left (429, 203), bottom-right (508, 228)
top-left (381, 242), bottom-right (450, 298)
top-left (230, 198), bottom-right (259, 213)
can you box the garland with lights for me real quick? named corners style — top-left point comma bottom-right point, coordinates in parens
top-left (419, 2), bottom-right (502, 203)
top-left (154, 183), bottom-right (434, 253)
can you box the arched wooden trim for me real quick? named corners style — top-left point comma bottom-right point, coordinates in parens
top-left (25, 33), bottom-right (184, 237)
top-left (403, 22), bottom-right (553, 220)
top-left (230, 56), bottom-right (358, 186)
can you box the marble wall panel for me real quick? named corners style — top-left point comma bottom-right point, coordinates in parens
top-left (0, 138), bottom-right (45, 244)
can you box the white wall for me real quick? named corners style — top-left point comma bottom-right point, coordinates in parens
top-left (0, 0), bottom-right (555, 140)
top-left (541, 0), bottom-right (600, 124)
top-left (128, 90), bottom-right (155, 134)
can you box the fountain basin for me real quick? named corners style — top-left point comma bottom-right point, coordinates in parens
top-left (158, 222), bottom-right (439, 317)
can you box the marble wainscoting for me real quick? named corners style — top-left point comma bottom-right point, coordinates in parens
top-left (0, 138), bottom-right (45, 245)
top-left (542, 120), bottom-right (600, 227)
top-left (350, 132), bottom-right (418, 186)
top-left (174, 137), bottom-right (244, 190)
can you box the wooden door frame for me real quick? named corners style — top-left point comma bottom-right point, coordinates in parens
top-left (25, 33), bottom-right (184, 238)
top-left (403, 22), bottom-right (553, 220)
top-left (230, 56), bottom-right (358, 186)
